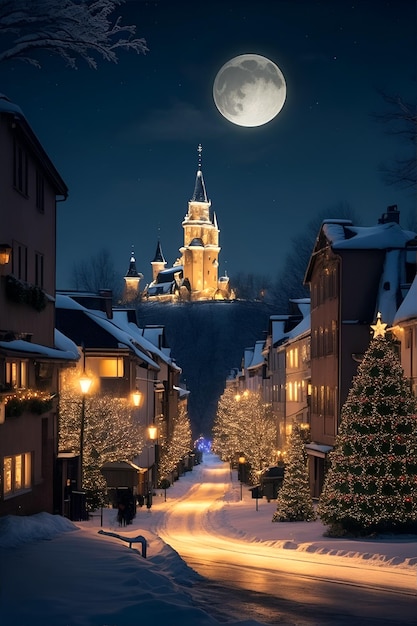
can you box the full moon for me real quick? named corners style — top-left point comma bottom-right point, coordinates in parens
top-left (213, 54), bottom-right (286, 127)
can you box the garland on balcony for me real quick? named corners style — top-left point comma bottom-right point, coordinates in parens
top-left (5, 274), bottom-right (47, 311)
top-left (4, 390), bottom-right (53, 417)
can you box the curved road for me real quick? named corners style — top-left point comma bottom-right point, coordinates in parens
top-left (155, 456), bottom-right (416, 625)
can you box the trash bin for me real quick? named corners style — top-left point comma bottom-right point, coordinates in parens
top-left (260, 466), bottom-right (285, 502)
top-left (250, 485), bottom-right (263, 499)
top-left (70, 490), bottom-right (88, 521)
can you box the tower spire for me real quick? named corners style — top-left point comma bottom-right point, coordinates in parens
top-left (197, 143), bottom-right (202, 171)
top-left (125, 246), bottom-right (140, 278)
top-left (191, 143), bottom-right (208, 202)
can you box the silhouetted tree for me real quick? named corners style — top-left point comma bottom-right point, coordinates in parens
top-left (270, 203), bottom-right (358, 312)
top-left (376, 92), bottom-right (416, 190)
top-left (231, 272), bottom-right (273, 302)
top-left (71, 248), bottom-right (123, 299)
top-left (0, 0), bottom-right (147, 69)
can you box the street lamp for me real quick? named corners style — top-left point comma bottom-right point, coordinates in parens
top-left (146, 424), bottom-right (158, 508)
top-left (78, 350), bottom-right (92, 489)
top-left (238, 455), bottom-right (246, 501)
top-left (131, 388), bottom-right (142, 407)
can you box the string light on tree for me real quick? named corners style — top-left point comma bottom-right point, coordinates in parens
top-left (272, 422), bottom-right (316, 522)
top-left (318, 314), bottom-right (417, 536)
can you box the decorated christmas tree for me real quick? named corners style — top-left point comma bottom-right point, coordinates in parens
top-left (318, 314), bottom-right (417, 536)
top-left (272, 422), bottom-right (316, 522)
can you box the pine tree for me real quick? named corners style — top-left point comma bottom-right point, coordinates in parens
top-left (272, 422), bottom-right (316, 522)
top-left (318, 315), bottom-right (417, 536)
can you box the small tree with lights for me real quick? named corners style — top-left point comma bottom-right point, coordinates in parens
top-left (272, 422), bottom-right (316, 522)
top-left (158, 404), bottom-right (192, 485)
top-left (212, 388), bottom-right (276, 483)
top-left (212, 387), bottom-right (244, 468)
top-left (318, 314), bottom-right (417, 536)
top-left (59, 369), bottom-right (144, 510)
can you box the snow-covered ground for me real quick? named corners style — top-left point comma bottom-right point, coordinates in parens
top-left (1, 453), bottom-right (416, 625)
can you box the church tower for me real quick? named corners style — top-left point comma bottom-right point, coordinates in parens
top-left (122, 247), bottom-right (143, 302)
top-left (179, 144), bottom-right (220, 300)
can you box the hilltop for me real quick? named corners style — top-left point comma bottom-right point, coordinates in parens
top-left (136, 300), bottom-right (279, 436)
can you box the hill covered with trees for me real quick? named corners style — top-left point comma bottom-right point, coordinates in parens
top-left (136, 300), bottom-right (278, 438)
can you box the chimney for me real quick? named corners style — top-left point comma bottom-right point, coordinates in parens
top-left (378, 204), bottom-right (400, 225)
top-left (99, 289), bottom-right (113, 319)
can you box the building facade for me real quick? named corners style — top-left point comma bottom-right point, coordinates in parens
top-left (0, 95), bottom-right (78, 517)
top-left (304, 207), bottom-right (417, 496)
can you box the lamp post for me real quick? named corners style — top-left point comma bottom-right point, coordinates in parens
top-left (238, 455), bottom-right (246, 501)
top-left (78, 350), bottom-right (92, 490)
top-left (146, 424), bottom-right (158, 508)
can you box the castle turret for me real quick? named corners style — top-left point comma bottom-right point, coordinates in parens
top-left (151, 239), bottom-right (167, 282)
top-left (123, 247), bottom-right (143, 302)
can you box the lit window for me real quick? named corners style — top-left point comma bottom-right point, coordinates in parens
top-left (6, 360), bottom-right (28, 389)
top-left (99, 358), bottom-right (124, 378)
top-left (3, 452), bottom-right (32, 497)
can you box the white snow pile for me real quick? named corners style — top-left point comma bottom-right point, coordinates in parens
top-left (0, 511), bottom-right (78, 547)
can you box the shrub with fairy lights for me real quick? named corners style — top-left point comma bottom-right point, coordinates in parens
top-left (318, 314), bottom-right (417, 536)
top-left (272, 422), bottom-right (316, 522)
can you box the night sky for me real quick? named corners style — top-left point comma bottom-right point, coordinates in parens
top-left (0, 0), bottom-right (415, 290)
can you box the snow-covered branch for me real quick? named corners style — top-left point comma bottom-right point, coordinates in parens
top-left (0, 0), bottom-right (148, 68)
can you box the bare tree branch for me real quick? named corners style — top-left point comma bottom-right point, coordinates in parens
top-left (0, 0), bottom-right (148, 69)
top-left (375, 92), bottom-right (417, 190)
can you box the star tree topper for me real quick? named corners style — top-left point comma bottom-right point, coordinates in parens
top-left (371, 312), bottom-right (387, 338)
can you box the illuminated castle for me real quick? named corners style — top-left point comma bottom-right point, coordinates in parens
top-left (140, 145), bottom-right (233, 302)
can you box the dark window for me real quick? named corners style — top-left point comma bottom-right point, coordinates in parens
top-left (36, 170), bottom-right (45, 212)
top-left (13, 139), bottom-right (28, 196)
top-left (35, 252), bottom-right (44, 287)
top-left (12, 243), bottom-right (28, 281)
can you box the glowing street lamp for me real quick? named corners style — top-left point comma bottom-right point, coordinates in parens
top-left (146, 424), bottom-right (159, 508)
top-left (131, 388), bottom-right (142, 407)
top-left (78, 350), bottom-right (92, 489)
top-left (239, 455), bottom-right (246, 501)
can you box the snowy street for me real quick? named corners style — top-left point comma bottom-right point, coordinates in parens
top-left (1, 453), bottom-right (416, 625)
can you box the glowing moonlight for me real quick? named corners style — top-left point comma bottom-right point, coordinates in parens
top-left (213, 54), bottom-right (286, 127)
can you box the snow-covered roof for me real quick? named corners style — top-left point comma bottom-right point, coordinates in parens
top-left (324, 221), bottom-right (416, 250)
top-left (54, 329), bottom-right (80, 360)
top-left (0, 94), bottom-right (24, 116)
top-left (158, 266), bottom-right (183, 276)
top-left (393, 274), bottom-right (417, 325)
top-left (287, 313), bottom-right (311, 341)
top-left (0, 94), bottom-right (67, 195)
top-left (56, 294), bottom-right (159, 370)
top-left (374, 249), bottom-right (403, 325)
top-left (271, 319), bottom-right (290, 346)
top-left (146, 283), bottom-right (175, 295)
top-left (0, 335), bottom-right (79, 362)
top-left (112, 311), bottom-right (180, 371)
top-left (246, 340), bottom-right (265, 371)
